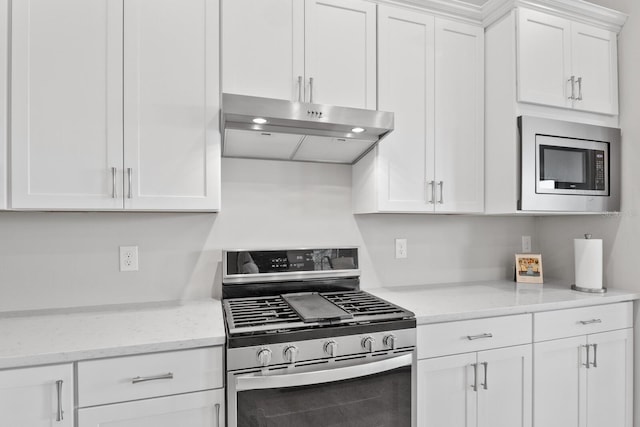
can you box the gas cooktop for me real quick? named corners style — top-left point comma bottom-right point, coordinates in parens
top-left (224, 290), bottom-right (414, 336)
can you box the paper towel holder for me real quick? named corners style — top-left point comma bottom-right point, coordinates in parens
top-left (571, 284), bottom-right (607, 293)
top-left (571, 233), bottom-right (607, 293)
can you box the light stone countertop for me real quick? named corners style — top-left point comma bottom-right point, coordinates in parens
top-left (1, 281), bottom-right (638, 370)
top-left (368, 280), bottom-right (640, 325)
top-left (0, 299), bottom-right (225, 370)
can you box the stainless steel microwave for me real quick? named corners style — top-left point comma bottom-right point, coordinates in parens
top-left (519, 116), bottom-right (621, 212)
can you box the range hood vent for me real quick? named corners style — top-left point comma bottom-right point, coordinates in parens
top-left (221, 93), bottom-right (394, 164)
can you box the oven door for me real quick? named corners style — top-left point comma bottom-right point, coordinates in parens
top-left (227, 351), bottom-right (414, 427)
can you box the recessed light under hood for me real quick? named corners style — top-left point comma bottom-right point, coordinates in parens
top-left (221, 93), bottom-right (394, 164)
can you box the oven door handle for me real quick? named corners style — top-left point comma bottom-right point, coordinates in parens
top-left (236, 353), bottom-right (412, 391)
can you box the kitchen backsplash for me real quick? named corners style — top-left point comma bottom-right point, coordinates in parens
top-left (0, 158), bottom-right (536, 313)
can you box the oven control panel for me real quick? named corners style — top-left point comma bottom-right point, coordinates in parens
top-left (224, 248), bottom-right (359, 277)
top-left (228, 328), bottom-right (416, 372)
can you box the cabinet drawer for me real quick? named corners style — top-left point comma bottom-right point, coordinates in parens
top-left (534, 302), bottom-right (632, 342)
top-left (78, 347), bottom-right (223, 407)
top-left (417, 314), bottom-right (532, 359)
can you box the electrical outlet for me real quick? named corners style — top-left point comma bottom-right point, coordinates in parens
top-left (395, 238), bottom-right (407, 259)
top-left (522, 236), bottom-right (532, 253)
top-left (119, 246), bottom-right (139, 272)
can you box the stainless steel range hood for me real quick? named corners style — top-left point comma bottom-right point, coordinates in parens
top-left (221, 93), bottom-right (394, 164)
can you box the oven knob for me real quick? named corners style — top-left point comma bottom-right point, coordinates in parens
top-left (257, 348), bottom-right (272, 367)
top-left (361, 336), bottom-right (376, 353)
top-left (324, 340), bottom-right (338, 357)
top-left (283, 345), bottom-right (298, 364)
top-left (383, 334), bottom-right (397, 350)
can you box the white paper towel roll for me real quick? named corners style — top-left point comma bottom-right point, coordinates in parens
top-left (574, 236), bottom-right (603, 290)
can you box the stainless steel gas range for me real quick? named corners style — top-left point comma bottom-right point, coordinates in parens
top-left (221, 248), bottom-right (416, 427)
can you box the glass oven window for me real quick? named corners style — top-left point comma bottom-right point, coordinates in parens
top-left (236, 366), bottom-right (411, 427)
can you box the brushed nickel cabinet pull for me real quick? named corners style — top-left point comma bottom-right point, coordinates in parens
top-left (576, 77), bottom-right (583, 101)
top-left (471, 363), bottom-right (478, 392)
top-left (438, 181), bottom-right (444, 204)
top-left (481, 361), bottom-right (488, 390)
top-left (215, 403), bottom-right (221, 427)
top-left (127, 167), bottom-right (133, 199)
top-left (55, 380), bottom-right (64, 422)
top-left (111, 167), bottom-right (117, 199)
top-left (568, 75), bottom-right (576, 100)
top-left (131, 372), bottom-right (174, 384)
top-left (467, 333), bottom-right (493, 341)
top-left (297, 76), bottom-right (303, 102)
top-left (579, 319), bottom-right (602, 325)
top-left (309, 77), bottom-right (314, 103)
top-left (582, 344), bottom-right (591, 369)
top-left (426, 181), bottom-right (435, 204)
top-left (592, 343), bottom-right (598, 368)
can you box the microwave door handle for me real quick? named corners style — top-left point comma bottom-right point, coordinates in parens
top-left (236, 353), bottom-right (412, 391)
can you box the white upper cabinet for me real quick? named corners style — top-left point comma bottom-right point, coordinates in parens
top-left (222, 0), bottom-right (304, 101)
top-left (221, 0), bottom-right (376, 109)
top-left (0, 0), bottom-right (8, 210)
top-left (123, 0), bottom-right (220, 211)
top-left (353, 6), bottom-right (483, 213)
top-left (10, 0), bottom-right (220, 211)
top-left (517, 8), bottom-right (618, 115)
top-left (434, 18), bottom-right (484, 213)
top-left (304, 0), bottom-right (376, 109)
top-left (11, 0), bottom-right (124, 210)
top-left (373, 6), bottom-right (434, 212)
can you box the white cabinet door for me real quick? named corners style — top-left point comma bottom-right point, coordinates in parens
top-left (305, 0), bottom-right (376, 109)
top-left (0, 364), bottom-right (74, 427)
top-left (434, 18), bottom-right (484, 213)
top-left (477, 345), bottom-right (532, 427)
top-left (376, 6), bottom-right (434, 212)
top-left (78, 389), bottom-right (224, 427)
top-left (10, 0), bottom-right (124, 210)
top-left (417, 353), bottom-right (477, 427)
top-left (571, 23), bottom-right (618, 115)
top-left (533, 336), bottom-right (587, 427)
top-left (0, 0), bottom-right (7, 209)
top-left (586, 329), bottom-right (633, 427)
top-left (123, 0), bottom-right (220, 211)
top-left (517, 8), bottom-right (572, 109)
top-left (221, 0), bottom-right (304, 101)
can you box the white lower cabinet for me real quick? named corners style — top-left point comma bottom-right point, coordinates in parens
top-left (77, 347), bottom-right (225, 427)
top-left (533, 303), bottom-right (633, 427)
top-left (417, 315), bottom-right (532, 427)
top-left (0, 363), bottom-right (74, 427)
top-left (77, 389), bottom-right (224, 427)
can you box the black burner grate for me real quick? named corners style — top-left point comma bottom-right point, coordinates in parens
top-left (223, 290), bottom-right (413, 336)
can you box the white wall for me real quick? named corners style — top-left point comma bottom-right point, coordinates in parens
top-left (0, 157), bottom-right (535, 312)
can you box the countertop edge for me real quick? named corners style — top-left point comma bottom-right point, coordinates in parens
top-left (0, 336), bottom-right (226, 370)
top-left (415, 294), bottom-right (639, 325)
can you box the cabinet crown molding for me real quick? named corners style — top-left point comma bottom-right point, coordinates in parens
top-left (483, 0), bottom-right (628, 31)
top-left (374, 0), bottom-right (627, 31)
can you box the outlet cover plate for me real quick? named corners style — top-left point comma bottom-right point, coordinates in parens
top-left (119, 246), bottom-right (139, 272)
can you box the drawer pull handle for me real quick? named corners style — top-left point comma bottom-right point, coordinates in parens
top-left (215, 403), bottom-right (221, 427)
top-left (592, 343), bottom-right (598, 368)
top-left (467, 333), bottom-right (493, 340)
top-left (579, 319), bottom-right (602, 325)
top-left (131, 372), bottom-right (174, 384)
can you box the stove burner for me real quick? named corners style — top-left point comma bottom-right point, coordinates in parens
top-left (223, 290), bottom-right (413, 337)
